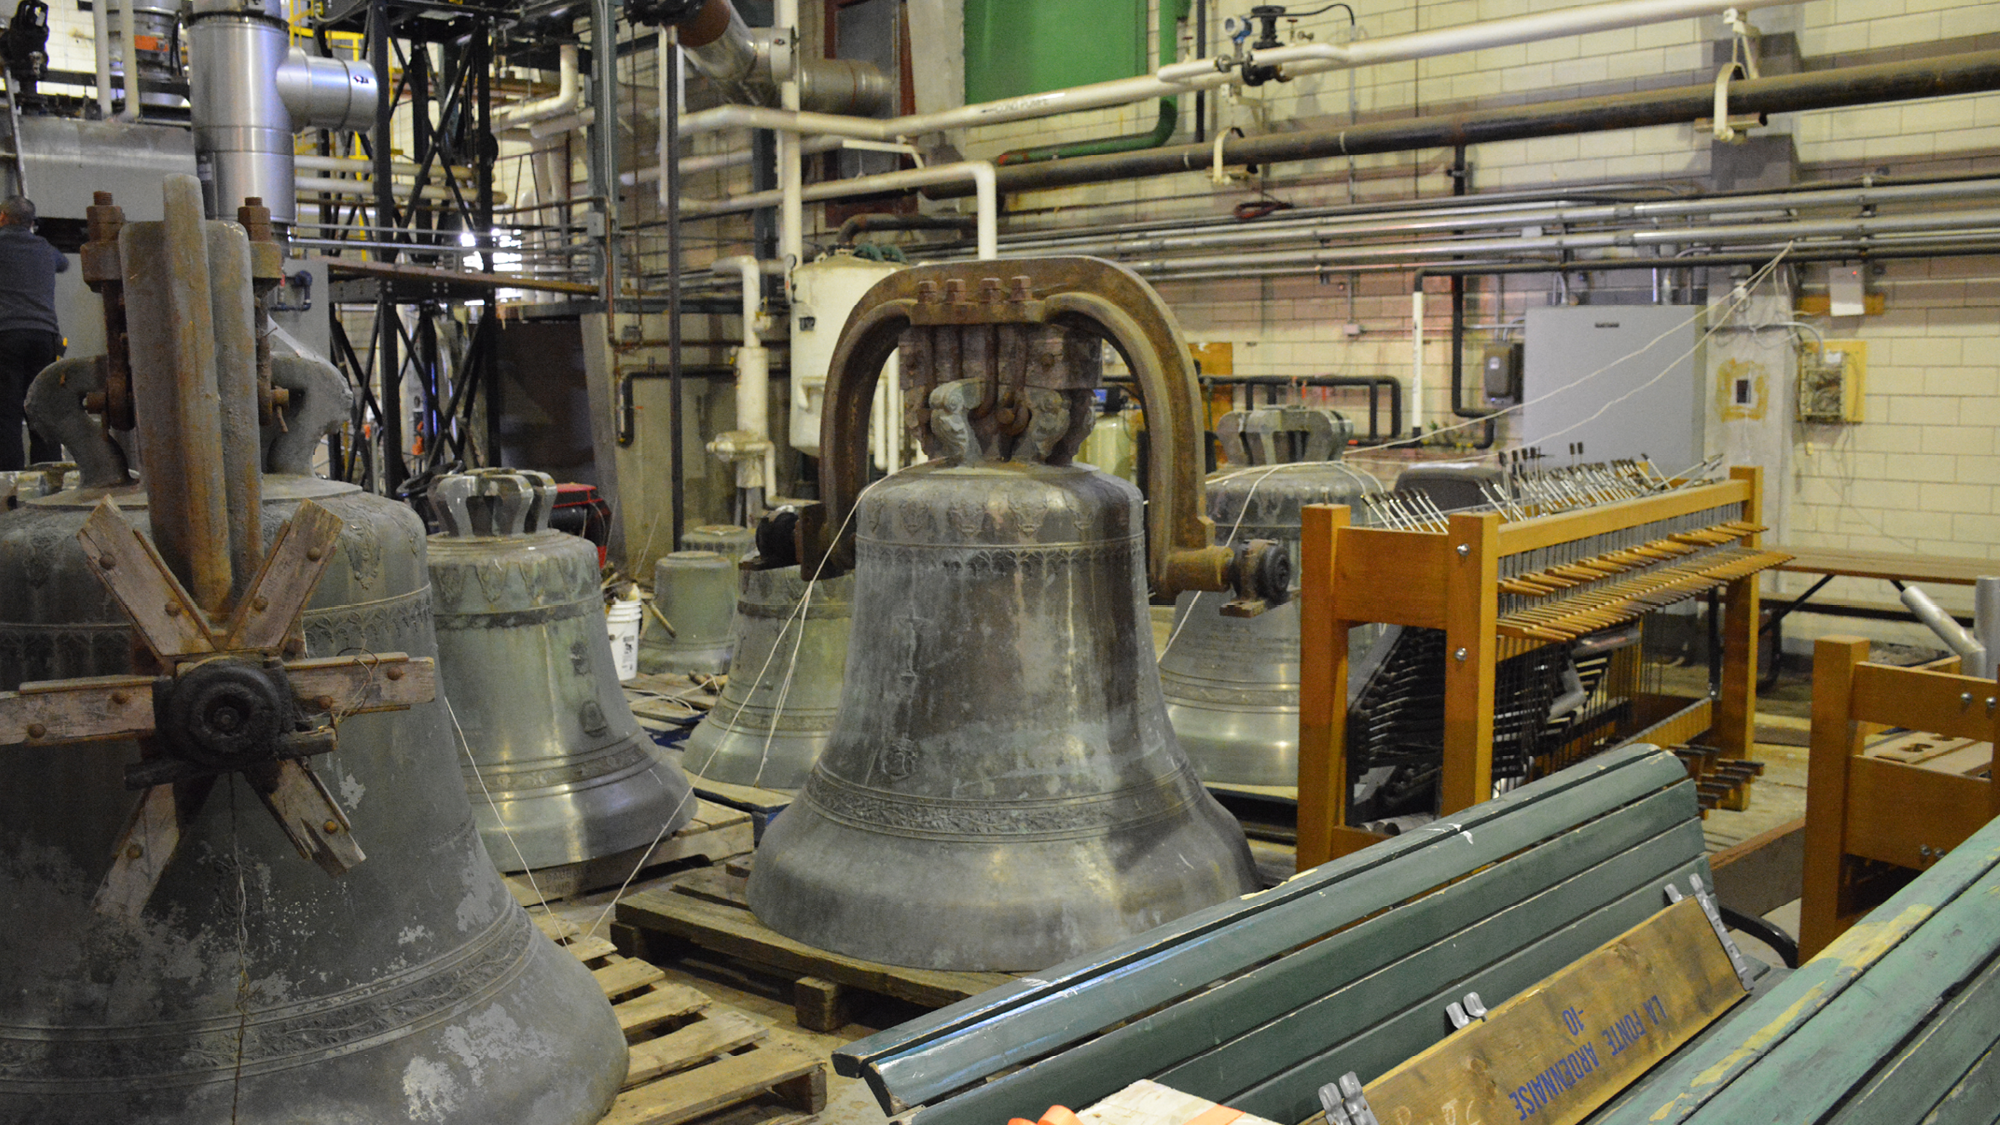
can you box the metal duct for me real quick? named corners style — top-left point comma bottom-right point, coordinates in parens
top-left (645, 0), bottom-right (890, 115)
top-left (188, 0), bottom-right (377, 225)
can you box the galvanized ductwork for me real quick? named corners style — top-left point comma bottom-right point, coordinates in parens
top-left (634, 0), bottom-right (890, 116)
top-left (187, 0), bottom-right (377, 224)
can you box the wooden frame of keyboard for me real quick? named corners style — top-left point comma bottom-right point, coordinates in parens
top-left (1296, 466), bottom-right (1775, 868)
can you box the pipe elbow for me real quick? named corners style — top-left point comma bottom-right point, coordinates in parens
top-left (275, 46), bottom-right (379, 132)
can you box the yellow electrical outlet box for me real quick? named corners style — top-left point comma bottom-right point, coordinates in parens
top-left (1797, 339), bottom-right (1866, 423)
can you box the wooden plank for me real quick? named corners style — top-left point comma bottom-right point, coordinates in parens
top-left (1594, 818), bottom-right (2000, 1125)
top-left (1441, 511), bottom-right (1500, 814)
top-left (1330, 525), bottom-right (1450, 626)
top-left (1801, 636), bottom-right (1870, 961)
top-left (690, 777), bottom-right (795, 813)
top-left (1297, 503), bottom-right (1348, 870)
top-left (1850, 662), bottom-right (2000, 744)
top-left (221, 500), bottom-right (345, 651)
top-left (616, 890), bottom-right (1014, 1009)
top-left (1494, 479), bottom-right (1749, 557)
top-left (564, 934), bottom-right (619, 962)
top-left (1362, 898), bottom-right (1745, 1125)
top-left (1844, 755), bottom-right (1992, 870)
top-left (900, 788), bottom-right (1706, 1125)
top-left (73, 500), bottom-right (214, 658)
top-left (595, 957), bottom-right (669, 998)
top-left (600, 1045), bottom-right (823, 1125)
top-left (617, 983), bottom-right (711, 1038)
top-left (1921, 1038), bottom-right (2000, 1125)
top-left (838, 746), bottom-right (1693, 1112)
top-left (1708, 817), bottom-right (1805, 919)
top-left (1712, 466), bottom-right (1762, 760)
top-left (1158, 828), bottom-right (1712, 1123)
top-left (1632, 852), bottom-right (2000, 1124)
top-left (1825, 952), bottom-right (2000, 1125)
top-left (0, 673), bottom-right (157, 745)
top-left (624, 1012), bottom-right (768, 1088)
top-left (1771, 547), bottom-right (1999, 586)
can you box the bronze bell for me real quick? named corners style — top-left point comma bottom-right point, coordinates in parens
top-left (0, 178), bottom-right (625, 1122)
top-left (747, 258), bottom-right (1285, 971)
top-left (680, 563), bottom-right (854, 790)
top-left (1160, 407), bottom-right (1383, 787)
top-left (428, 468), bottom-right (696, 870)
top-left (641, 549), bottom-right (737, 677)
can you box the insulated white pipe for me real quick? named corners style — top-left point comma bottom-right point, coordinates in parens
top-left (684, 161), bottom-right (1000, 259)
top-left (711, 255), bottom-right (774, 494)
top-left (1902, 584), bottom-right (1986, 667)
top-left (115, 0), bottom-right (142, 122)
top-left (1975, 576), bottom-right (2000, 680)
top-left (680, 0), bottom-right (1795, 139)
top-left (657, 28), bottom-right (674, 208)
top-left (625, 135), bottom-right (845, 184)
top-left (776, 0), bottom-right (803, 279)
top-left (92, 0), bottom-right (113, 120)
top-left (496, 44), bottom-right (581, 130)
top-left (1410, 288), bottom-right (1425, 436)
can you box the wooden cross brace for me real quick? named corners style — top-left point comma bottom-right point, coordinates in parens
top-left (0, 498), bottom-right (436, 918)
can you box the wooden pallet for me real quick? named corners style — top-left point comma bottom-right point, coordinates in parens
top-left (687, 778), bottom-right (794, 844)
top-left (615, 863), bottom-right (1016, 1032)
top-left (504, 800), bottom-right (756, 905)
top-left (545, 924), bottom-right (827, 1125)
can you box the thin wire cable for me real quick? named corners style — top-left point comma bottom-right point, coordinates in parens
top-left (1360, 243), bottom-right (1796, 455)
top-left (582, 763), bottom-right (696, 941)
top-left (445, 694), bottom-right (552, 917)
top-left (1158, 461), bottom-right (1292, 661)
top-left (737, 472), bottom-right (892, 786)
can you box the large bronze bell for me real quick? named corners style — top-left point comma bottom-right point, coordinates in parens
top-left (1160, 407), bottom-right (1382, 787)
top-left (428, 468), bottom-right (696, 871)
top-left (747, 258), bottom-right (1284, 971)
top-left (641, 550), bottom-right (736, 676)
top-left (679, 563), bottom-right (854, 790)
top-left (0, 179), bottom-right (624, 1123)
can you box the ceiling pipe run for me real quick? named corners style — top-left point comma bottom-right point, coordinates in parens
top-left (674, 0), bottom-right (1793, 141)
top-left (925, 48), bottom-right (2000, 199)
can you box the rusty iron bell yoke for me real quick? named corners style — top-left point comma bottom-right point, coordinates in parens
top-left (1160, 407), bottom-right (1384, 788)
top-left (0, 177), bottom-right (625, 1123)
top-left (428, 468), bottom-right (697, 870)
top-left (745, 257), bottom-right (1285, 971)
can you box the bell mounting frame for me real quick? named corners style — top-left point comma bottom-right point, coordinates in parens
top-left (799, 256), bottom-right (1290, 610)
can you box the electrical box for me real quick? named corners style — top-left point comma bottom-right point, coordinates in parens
top-left (1521, 306), bottom-right (1706, 472)
top-left (1797, 339), bottom-right (1866, 423)
top-left (1482, 342), bottom-right (1523, 404)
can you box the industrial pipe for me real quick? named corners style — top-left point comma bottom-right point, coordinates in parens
top-left (1901, 584), bottom-right (1987, 667)
top-left (836, 212), bottom-right (977, 247)
top-left (707, 255), bottom-right (776, 511)
top-left (927, 48), bottom-right (2000, 198)
top-left (678, 0), bottom-right (1787, 141)
top-left (495, 42), bottom-right (581, 129)
top-left (188, 0), bottom-right (378, 223)
top-left (683, 161), bottom-right (999, 259)
top-left (115, 0), bottom-right (141, 121)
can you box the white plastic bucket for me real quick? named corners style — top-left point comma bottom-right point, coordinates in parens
top-left (607, 598), bottom-right (642, 681)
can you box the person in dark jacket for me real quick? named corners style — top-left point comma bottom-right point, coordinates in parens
top-left (0, 194), bottom-right (66, 470)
